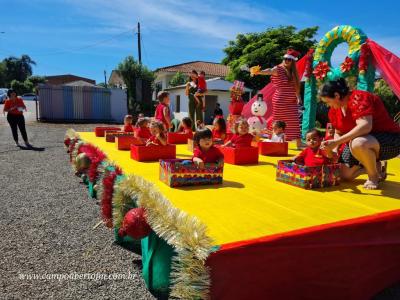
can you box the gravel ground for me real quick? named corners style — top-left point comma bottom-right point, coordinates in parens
top-left (0, 120), bottom-right (399, 299)
top-left (0, 122), bottom-right (155, 299)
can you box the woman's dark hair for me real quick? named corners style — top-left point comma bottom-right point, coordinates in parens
top-left (213, 117), bottom-right (226, 133)
top-left (320, 78), bottom-right (350, 99)
top-left (193, 128), bottom-right (212, 147)
top-left (181, 117), bottom-right (192, 128)
top-left (7, 89), bottom-right (17, 97)
top-left (191, 70), bottom-right (198, 75)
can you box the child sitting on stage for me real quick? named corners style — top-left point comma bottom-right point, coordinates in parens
top-left (223, 119), bottom-right (253, 148)
top-left (192, 128), bottom-right (224, 169)
top-left (177, 117), bottom-right (193, 138)
top-left (134, 117), bottom-right (151, 143)
top-left (263, 120), bottom-right (286, 142)
top-left (293, 129), bottom-right (335, 167)
top-left (212, 117), bottom-right (227, 142)
top-left (194, 71), bottom-right (207, 111)
top-left (146, 120), bottom-right (167, 146)
top-left (324, 123), bottom-right (335, 141)
top-left (122, 114), bottom-right (134, 132)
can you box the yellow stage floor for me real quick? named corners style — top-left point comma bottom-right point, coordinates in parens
top-left (79, 132), bottom-right (400, 246)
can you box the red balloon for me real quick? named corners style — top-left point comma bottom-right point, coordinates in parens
top-left (118, 208), bottom-right (151, 239)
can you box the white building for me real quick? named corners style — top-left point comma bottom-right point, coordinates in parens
top-left (166, 77), bottom-right (252, 124)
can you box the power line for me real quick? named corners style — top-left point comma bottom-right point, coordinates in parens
top-left (21, 28), bottom-right (134, 57)
top-left (140, 33), bottom-right (150, 66)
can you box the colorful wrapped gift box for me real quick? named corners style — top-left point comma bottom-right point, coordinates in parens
top-left (276, 160), bottom-right (341, 189)
top-left (159, 159), bottom-right (223, 187)
top-left (259, 141), bottom-right (289, 156)
top-left (95, 126), bottom-right (121, 137)
top-left (116, 135), bottom-right (143, 150)
top-left (167, 132), bottom-right (192, 144)
top-left (130, 144), bottom-right (176, 162)
top-left (220, 146), bottom-right (259, 165)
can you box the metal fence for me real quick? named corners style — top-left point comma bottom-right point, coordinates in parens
top-left (38, 85), bottom-right (127, 123)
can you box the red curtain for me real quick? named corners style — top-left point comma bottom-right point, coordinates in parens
top-left (368, 39), bottom-right (400, 101)
top-left (241, 55), bottom-right (307, 120)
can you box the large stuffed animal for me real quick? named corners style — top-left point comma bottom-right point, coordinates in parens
top-left (247, 94), bottom-right (267, 135)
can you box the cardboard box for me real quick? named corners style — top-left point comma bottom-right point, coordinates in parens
top-left (220, 146), bottom-right (259, 165)
top-left (95, 126), bottom-right (121, 137)
top-left (130, 144), bottom-right (176, 162)
top-left (276, 160), bottom-right (341, 189)
top-left (259, 141), bottom-right (289, 156)
top-left (159, 159), bottom-right (223, 187)
top-left (116, 135), bottom-right (143, 150)
top-left (167, 132), bottom-right (192, 144)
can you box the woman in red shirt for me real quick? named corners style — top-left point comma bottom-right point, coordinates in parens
top-left (3, 89), bottom-right (30, 147)
top-left (320, 78), bottom-right (400, 189)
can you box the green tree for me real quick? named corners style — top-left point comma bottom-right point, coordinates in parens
top-left (3, 55), bottom-right (36, 84)
top-left (374, 79), bottom-right (399, 118)
top-left (222, 26), bottom-right (319, 90)
top-left (117, 56), bottom-right (155, 114)
top-left (169, 71), bottom-right (187, 87)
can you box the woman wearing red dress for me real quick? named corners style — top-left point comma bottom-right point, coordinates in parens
top-left (254, 49), bottom-right (302, 148)
top-left (320, 78), bottom-right (400, 189)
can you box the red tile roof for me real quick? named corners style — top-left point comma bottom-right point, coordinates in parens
top-left (155, 61), bottom-right (229, 77)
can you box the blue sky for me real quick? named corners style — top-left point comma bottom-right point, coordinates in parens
top-left (1, 0), bottom-right (399, 84)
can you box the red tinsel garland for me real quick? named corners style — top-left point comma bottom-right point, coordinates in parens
top-left (303, 49), bottom-right (315, 79)
top-left (340, 56), bottom-right (354, 73)
top-left (313, 61), bottom-right (330, 80)
top-left (101, 170), bottom-right (117, 228)
top-left (359, 43), bottom-right (370, 74)
top-left (79, 144), bottom-right (106, 182)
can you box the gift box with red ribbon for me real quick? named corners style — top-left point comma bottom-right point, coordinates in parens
top-left (276, 160), bottom-right (340, 189)
top-left (159, 159), bottom-right (223, 187)
top-left (167, 132), bottom-right (192, 144)
top-left (130, 144), bottom-right (176, 162)
top-left (95, 126), bottom-right (121, 137)
top-left (219, 146), bottom-right (259, 165)
top-left (116, 135), bottom-right (143, 150)
top-left (258, 141), bottom-right (288, 156)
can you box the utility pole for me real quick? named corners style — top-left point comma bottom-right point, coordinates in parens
top-left (103, 70), bottom-right (107, 88)
top-left (137, 22), bottom-right (142, 65)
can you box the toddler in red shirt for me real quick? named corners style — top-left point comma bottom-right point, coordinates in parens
top-left (134, 117), bottom-right (151, 144)
top-left (194, 71), bottom-right (207, 111)
top-left (177, 117), bottom-right (193, 138)
top-left (122, 114), bottom-right (134, 132)
top-left (146, 120), bottom-right (167, 146)
top-left (294, 129), bottom-right (335, 167)
top-left (224, 119), bottom-right (253, 148)
top-left (212, 117), bottom-right (227, 143)
top-left (192, 128), bottom-right (224, 169)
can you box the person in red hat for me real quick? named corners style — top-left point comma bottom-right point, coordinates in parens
top-left (253, 49), bottom-right (302, 148)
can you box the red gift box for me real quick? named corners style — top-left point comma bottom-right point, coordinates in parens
top-left (167, 132), bottom-right (191, 144)
top-left (130, 144), bottom-right (176, 162)
top-left (95, 126), bottom-right (121, 137)
top-left (258, 141), bottom-right (288, 156)
top-left (220, 146), bottom-right (259, 165)
top-left (116, 136), bottom-right (143, 150)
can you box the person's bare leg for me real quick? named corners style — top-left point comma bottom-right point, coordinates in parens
top-left (295, 138), bottom-right (304, 149)
top-left (349, 136), bottom-right (380, 189)
top-left (340, 165), bottom-right (365, 181)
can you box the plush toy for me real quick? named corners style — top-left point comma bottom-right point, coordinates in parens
top-left (247, 94), bottom-right (267, 135)
top-left (118, 207), bottom-right (151, 239)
